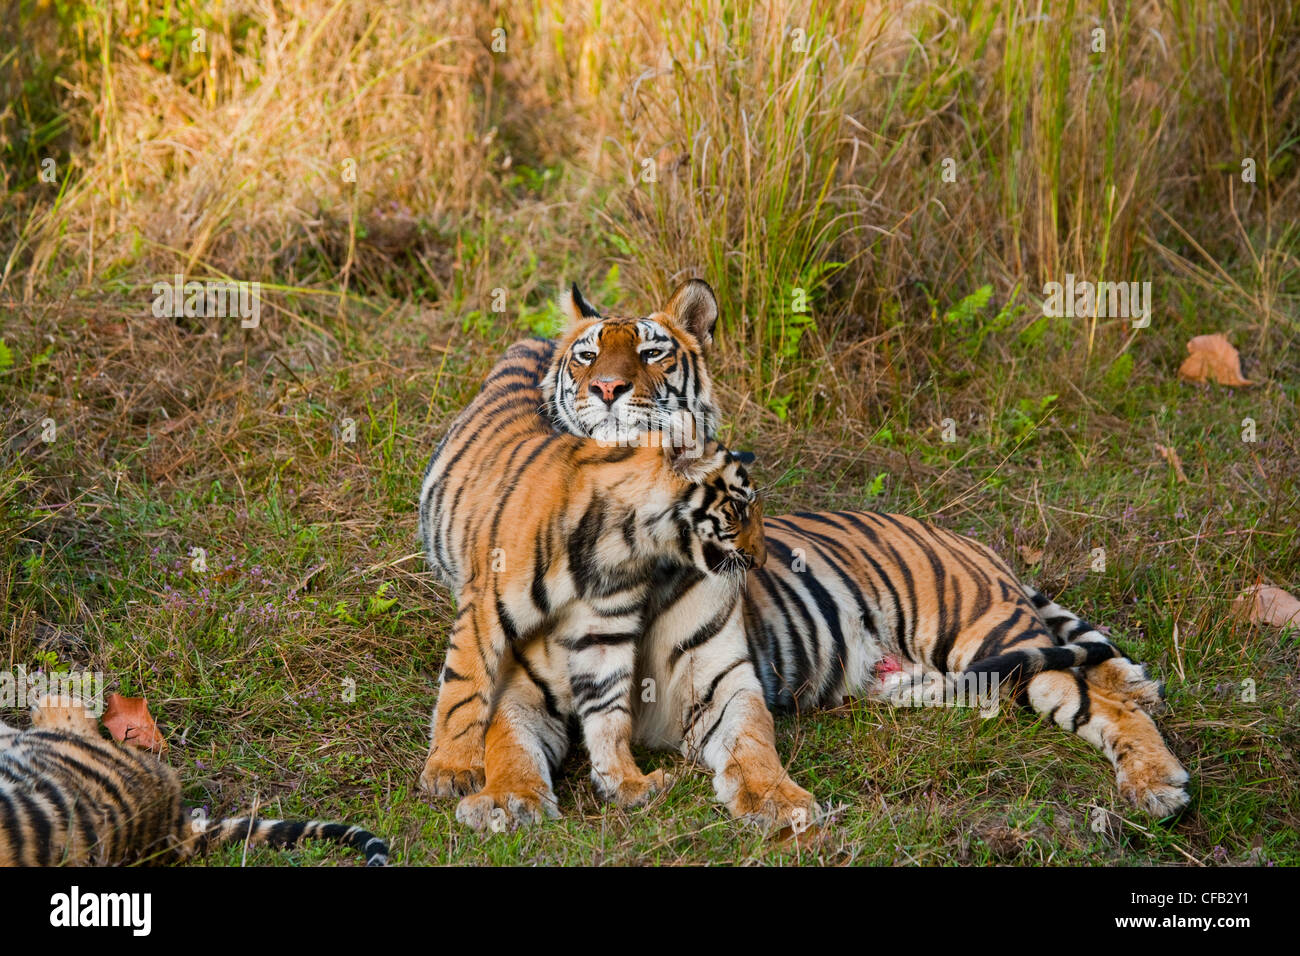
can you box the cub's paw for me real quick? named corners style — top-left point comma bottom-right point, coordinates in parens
top-left (595, 768), bottom-right (672, 809)
top-left (419, 752), bottom-right (485, 799)
top-left (725, 775), bottom-right (820, 830)
top-left (1117, 751), bottom-right (1191, 817)
top-left (1089, 658), bottom-right (1166, 715)
top-left (457, 787), bottom-right (559, 831)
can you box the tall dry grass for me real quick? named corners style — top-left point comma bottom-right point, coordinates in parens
top-left (3, 0), bottom-right (1298, 416)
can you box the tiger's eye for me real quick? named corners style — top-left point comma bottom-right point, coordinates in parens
top-left (577, 350), bottom-right (597, 362)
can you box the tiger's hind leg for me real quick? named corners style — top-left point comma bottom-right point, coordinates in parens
top-left (1025, 669), bottom-right (1189, 816)
top-left (948, 600), bottom-right (1188, 816)
top-left (420, 594), bottom-right (503, 798)
top-left (456, 644), bottom-right (568, 831)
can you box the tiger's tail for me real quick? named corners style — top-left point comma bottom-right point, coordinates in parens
top-left (1022, 584), bottom-right (1115, 647)
top-left (188, 815), bottom-right (389, 866)
top-left (1019, 584), bottom-right (1167, 711)
top-left (960, 638), bottom-right (1121, 681)
top-left (959, 584), bottom-right (1128, 682)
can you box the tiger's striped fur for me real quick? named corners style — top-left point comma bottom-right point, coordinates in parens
top-left (417, 316), bottom-right (775, 810)
top-left (478, 284), bottom-right (1188, 823)
top-left (0, 696), bottom-right (388, 866)
top-left (741, 511), bottom-right (1188, 814)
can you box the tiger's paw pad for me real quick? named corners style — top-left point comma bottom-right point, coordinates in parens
top-left (598, 768), bottom-right (672, 808)
top-left (456, 788), bottom-right (559, 831)
top-left (1118, 756), bottom-right (1190, 817)
top-left (419, 755), bottom-right (485, 799)
top-left (727, 777), bottom-right (820, 830)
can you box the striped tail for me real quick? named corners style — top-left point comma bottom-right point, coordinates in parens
top-left (1022, 585), bottom-right (1114, 646)
top-left (192, 816), bottom-right (389, 866)
top-left (961, 639), bottom-right (1121, 681)
top-left (1022, 585), bottom-right (1167, 713)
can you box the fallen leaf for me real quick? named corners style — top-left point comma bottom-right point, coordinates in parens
top-left (102, 693), bottom-right (168, 753)
top-left (772, 823), bottom-right (829, 849)
top-left (1155, 443), bottom-right (1188, 483)
top-left (1233, 585), bottom-right (1300, 629)
top-left (1018, 545), bottom-right (1044, 566)
top-left (1177, 333), bottom-right (1253, 386)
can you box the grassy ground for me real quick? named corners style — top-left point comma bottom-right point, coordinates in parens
top-left (2, 0), bottom-right (1298, 865)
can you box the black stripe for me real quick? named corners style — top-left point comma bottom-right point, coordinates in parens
top-left (694, 689), bottom-right (742, 755)
top-left (11, 789), bottom-right (53, 866)
top-left (685, 659), bottom-right (747, 731)
top-left (569, 631), bottom-right (638, 652)
top-left (570, 669), bottom-right (632, 706)
top-left (668, 600), bottom-right (737, 668)
top-left (836, 512), bottom-right (913, 654)
top-left (530, 537), bottom-right (551, 615)
top-left (514, 653), bottom-right (563, 722)
top-left (0, 790), bottom-right (26, 865)
top-left (445, 692), bottom-right (486, 721)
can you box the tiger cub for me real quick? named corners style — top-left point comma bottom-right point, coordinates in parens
top-left (417, 331), bottom-right (767, 810)
top-left (517, 280), bottom-right (1190, 821)
top-left (0, 695), bottom-right (388, 866)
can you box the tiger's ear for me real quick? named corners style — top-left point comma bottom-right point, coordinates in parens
top-left (559, 282), bottom-right (601, 330)
top-left (665, 438), bottom-right (724, 482)
top-left (663, 278), bottom-right (718, 347)
top-left (30, 694), bottom-right (101, 737)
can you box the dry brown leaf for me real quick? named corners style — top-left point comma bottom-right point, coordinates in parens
top-left (1155, 443), bottom-right (1188, 483)
top-left (1177, 333), bottom-right (1253, 386)
top-left (102, 693), bottom-right (168, 753)
top-left (1233, 585), bottom-right (1300, 629)
top-left (772, 823), bottom-right (830, 849)
top-left (1018, 545), bottom-right (1044, 566)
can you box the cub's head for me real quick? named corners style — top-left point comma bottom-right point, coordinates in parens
top-left (541, 279), bottom-right (721, 446)
top-left (669, 442), bottom-right (766, 577)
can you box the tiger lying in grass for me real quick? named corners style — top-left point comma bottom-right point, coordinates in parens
top-left (418, 280), bottom-right (1189, 830)
top-left (0, 695), bottom-right (388, 866)
top-left (423, 280), bottom-right (1188, 830)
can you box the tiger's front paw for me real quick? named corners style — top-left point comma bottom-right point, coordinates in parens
top-left (724, 774), bottom-right (820, 830)
top-left (419, 749), bottom-right (486, 798)
top-left (457, 787), bottom-right (559, 831)
top-left (594, 767), bottom-right (672, 809)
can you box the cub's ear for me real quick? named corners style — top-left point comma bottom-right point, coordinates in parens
top-left (731, 450), bottom-right (757, 465)
top-left (665, 438), bottom-right (724, 482)
top-left (30, 694), bottom-right (101, 737)
top-left (663, 278), bottom-right (718, 347)
top-left (559, 282), bottom-right (601, 329)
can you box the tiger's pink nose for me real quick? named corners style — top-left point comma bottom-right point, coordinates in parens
top-left (590, 377), bottom-right (631, 406)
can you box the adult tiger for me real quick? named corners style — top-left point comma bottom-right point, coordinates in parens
top-left (488, 279), bottom-right (1187, 823)
top-left (416, 333), bottom-right (808, 820)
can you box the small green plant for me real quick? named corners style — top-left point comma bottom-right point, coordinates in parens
top-left (367, 581), bottom-right (398, 616)
top-left (330, 600), bottom-right (360, 626)
top-left (1002, 393), bottom-right (1058, 447)
top-left (942, 284), bottom-right (1025, 359)
top-left (1103, 351), bottom-right (1135, 392)
top-left (32, 649), bottom-right (59, 671)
